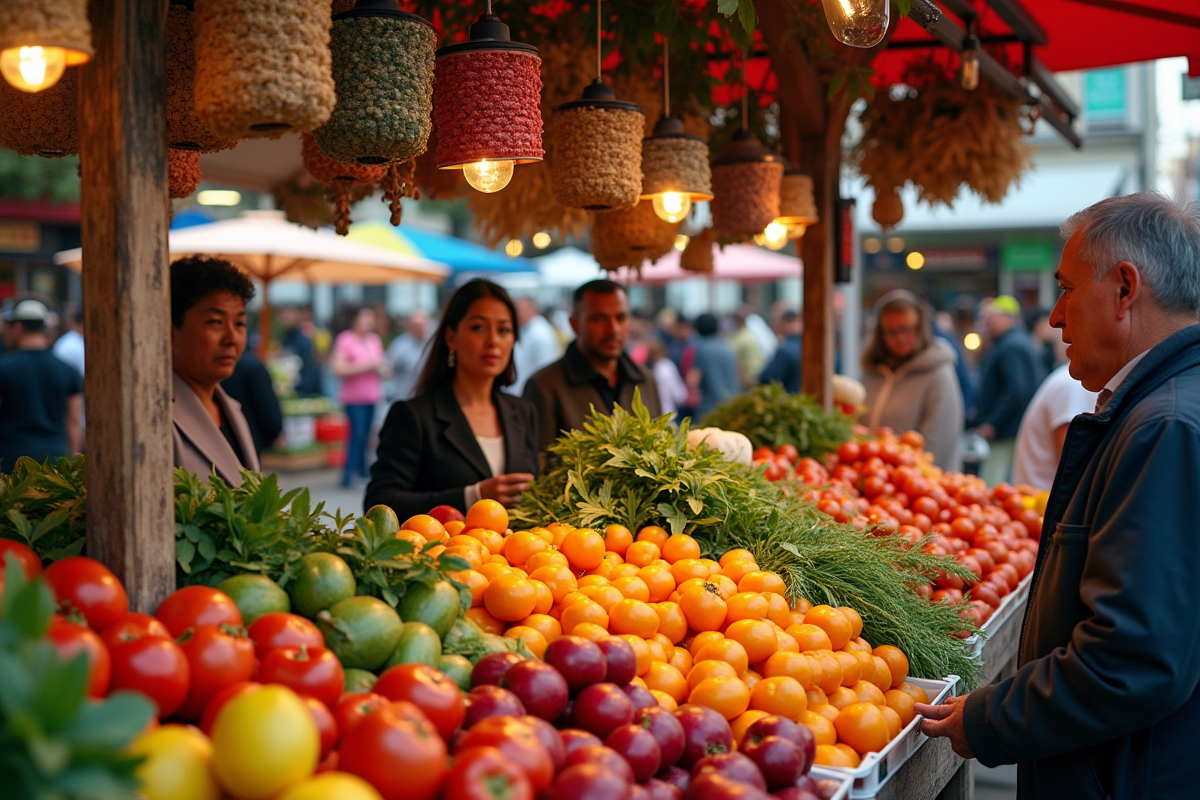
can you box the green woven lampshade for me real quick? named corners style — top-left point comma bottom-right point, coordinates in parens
top-left (552, 80), bottom-right (644, 211)
top-left (591, 199), bottom-right (680, 272)
top-left (166, 1), bottom-right (238, 152)
top-left (710, 130), bottom-right (784, 237)
top-left (313, 1), bottom-right (436, 166)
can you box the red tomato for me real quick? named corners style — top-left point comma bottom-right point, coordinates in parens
top-left (444, 746), bottom-right (533, 800)
top-left (100, 612), bottom-right (171, 649)
top-left (304, 696), bottom-right (339, 757)
top-left (0, 539), bottom-right (42, 578)
top-left (335, 692), bottom-right (391, 738)
top-left (258, 645), bottom-right (345, 710)
top-left (836, 442), bottom-right (860, 464)
top-left (108, 635), bottom-right (190, 719)
top-left (456, 716), bottom-right (554, 792)
top-left (46, 617), bottom-right (111, 698)
top-left (43, 557), bottom-right (129, 632)
top-left (374, 663), bottom-right (465, 741)
top-left (155, 586), bottom-right (242, 638)
top-left (175, 624), bottom-right (256, 720)
top-left (776, 444), bottom-right (799, 463)
top-left (247, 612), bottom-right (325, 661)
top-left (199, 680), bottom-right (260, 735)
top-left (340, 701), bottom-right (449, 800)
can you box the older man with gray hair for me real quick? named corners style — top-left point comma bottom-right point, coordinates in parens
top-left (919, 192), bottom-right (1200, 799)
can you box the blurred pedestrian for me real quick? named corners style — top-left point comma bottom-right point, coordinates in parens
top-left (934, 309), bottom-right (975, 421)
top-left (646, 337), bottom-right (687, 420)
top-left (332, 307), bottom-right (387, 488)
top-left (280, 306), bottom-right (322, 397)
top-left (52, 304), bottom-right (85, 377)
top-left (687, 313), bottom-right (740, 419)
top-left (386, 310), bottom-right (432, 403)
top-left (1012, 361), bottom-right (1098, 491)
top-left (974, 296), bottom-right (1045, 486)
top-left (222, 347), bottom-right (283, 457)
top-left (861, 291), bottom-right (963, 470)
top-left (508, 298), bottom-right (561, 396)
top-left (729, 305), bottom-right (765, 388)
top-left (759, 310), bottom-right (803, 393)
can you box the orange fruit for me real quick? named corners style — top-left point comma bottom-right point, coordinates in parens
top-left (651, 602), bottom-right (688, 644)
top-left (741, 669), bottom-right (762, 691)
top-left (580, 584), bottom-right (624, 612)
top-left (725, 619), bottom-right (777, 665)
top-left (688, 630), bottom-right (726, 658)
top-left (576, 574), bottom-right (610, 589)
top-left (645, 638), bottom-right (669, 665)
top-left (524, 549), bottom-right (568, 572)
top-left (833, 651), bottom-right (862, 688)
top-left (609, 563), bottom-right (640, 580)
top-left (560, 528), bottom-right (605, 571)
top-left (530, 580), bottom-right (554, 615)
top-left (661, 534), bottom-right (701, 564)
top-left (852, 680), bottom-right (886, 706)
top-left (644, 661), bottom-right (687, 702)
top-left (503, 531), bottom-right (547, 569)
top-left (774, 630), bottom-right (799, 654)
top-left (725, 593), bottom-right (769, 625)
top-left (813, 744), bottom-right (856, 768)
top-left (836, 744), bottom-right (863, 768)
top-left (708, 575), bottom-right (739, 600)
top-left (630, 676), bottom-right (648, 689)
top-left (749, 676), bottom-right (807, 720)
top-left (685, 659), bottom-right (738, 695)
top-left (670, 559), bottom-right (710, 585)
top-left (719, 559), bottom-right (759, 585)
top-left (636, 526), bottom-right (670, 549)
top-left (787, 624), bottom-right (833, 652)
top-left (477, 561), bottom-right (513, 583)
top-left (637, 565), bottom-right (676, 603)
top-left (694, 638), bottom-right (750, 676)
top-left (558, 590), bottom-right (588, 610)
top-left (650, 632), bottom-right (674, 655)
top-left (611, 576), bottom-right (651, 602)
top-left (800, 710), bottom-right (837, 746)
top-left (868, 656), bottom-right (893, 693)
top-left (884, 689), bottom-right (918, 726)
top-left (669, 646), bottom-right (693, 675)
top-left (520, 613), bottom-right (563, 644)
top-left (718, 548), bottom-right (756, 568)
top-left (811, 703), bottom-right (840, 724)
top-left (845, 637), bottom-right (873, 653)
top-left (618, 634), bottom-right (653, 676)
top-left (759, 651), bottom-right (814, 686)
top-left (738, 571), bottom-right (788, 596)
top-left (792, 597), bottom-right (813, 615)
top-left (827, 686), bottom-right (859, 710)
top-left (895, 682), bottom-right (929, 705)
top-left (465, 606), bottom-right (503, 635)
top-left (872, 645), bottom-right (909, 689)
top-left (484, 573), bottom-right (539, 622)
top-left (396, 530), bottom-right (428, 550)
top-left (676, 577), bottom-right (709, 598)
top-left (444, 545), bottom-right (483, 571)
top-left (609, 599), bottom-right (660, 638)
top-left (560, 598), bottom-right (609, 635)
top-left (466, 527), bottom-right (505, 555)
top-left (403, 514), bottom-right (448, 542)
top-left (458, 570), bottom-right (488, 608)
top-left (838, 606), bottom-right (864, 640)
top-left (700, 558), bottom-right (723, 577)
top-left (834, 702), bottom-right (889, 755)
top-left (504, 626), bottom-right (548, 658)
top-left (465, 500), bottom-right (508, 535)
top-left (443, 521), bottom-right (465, 537)
top-left (529, 565), bottom-right (578, 604)
top-left (688, 676), bottom-right (750, 720)
top-left (651, 690), bottom-right (678, 711)
top-left (680, 584), bottom-right (728, 632)
top-left (603, 524), bottom-right (633, 556)
top-left (803, 606), bottom-right (853, 651)
top-left (730, 710), bottom-right (771, 747)
top-left (764, 594), bottom-right (793, 629)
top-left (881, 705), bottom-right (903, 739)
top-left (625, 541), bottom-right (662, 568)
top-left (586, 552), bottom-right (623, 579)
top-left (805, 685), bottom-right (828, 708)
top-left (571, 622), bottom-right (610, 642)
top-left (815, 653), bottom-right (843, 695)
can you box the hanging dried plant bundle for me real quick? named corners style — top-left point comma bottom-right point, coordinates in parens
top-left (274, 175), bottom-right (335, 229)
top-left (193, 0), bottom-right (336, 140)
top-left (711, 160), bottom-right (784, 237)
top-left (168, 149), bottom-right (202, 199)
top-left (0, 67), bottom-right (79, 157)
top-left (681, 227), bottom-right (716, 274)
top-left (778, 173), bottom-right (818, 225)
top-left (414, 131), bottom-right (463, 199)
top-left (166, 2), bottom-right (239, 152)
top-left (314, 9), bottom-right (435, 165)
top-left (0, 0), bottom-right (92, 62)
top-left (434, 49), bottom-right (543, 167)
top-left (872, 187), bottom-right (904, 229)
top-left (641, 132), bottom-right (712, 199)
top-left (590, 199), bottom-right (680, 272)
top-left (301, 132), bottom-right (386, 186)
top-left (381, 158), bottom-right (418, 227)
top-left (552, 85), bottom-right (645, 211)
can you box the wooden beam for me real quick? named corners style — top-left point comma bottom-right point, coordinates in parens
top-left (754, 0), bottom-right (826, 137)
top-left (1027, 54), bottom-right (1081, 119)
top-left (80, 0), bottom-right (174, 612)
top-left (985, 0), bottom-right (1049, 44)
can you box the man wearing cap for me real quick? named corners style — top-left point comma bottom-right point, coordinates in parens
top-left (973, 295), bottom-right (1044, 485)
top-left (0, 300), bottom-right (83, 472)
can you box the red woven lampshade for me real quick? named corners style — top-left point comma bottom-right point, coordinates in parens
top-left (432, 12), bottom-right (542, 193)
top-left (168, 149), bottom-right (202, 199)
top-left (302, 132), bottom-right (386, 234)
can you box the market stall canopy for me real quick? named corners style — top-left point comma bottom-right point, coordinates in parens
top-left (345, 219), bottom-right (537, 279)
top-left (633, 243), bottom-right (802, 285)
top-left (495, 247), bottom-right (606, 292)
top-left (198, 134), bottom-right (304, 194)
top-left (54, 210), bottom-right (450, 284)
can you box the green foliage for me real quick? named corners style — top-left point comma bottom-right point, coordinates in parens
top-left (0, 561), bottom-right (155, 799)
top-left (515, 393), bottom-right (980, 686)
top-left (699, 383), bottom-right (855, 457)
top-left (0, 457), bottom-right (88, 564)
top-left (0, 150), bottom-right (80, 204)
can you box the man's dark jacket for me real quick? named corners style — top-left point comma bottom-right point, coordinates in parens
top-left (963, 325), bottom-right (1200, 799)
top-left (974, 327), bottom-right (1044, 437)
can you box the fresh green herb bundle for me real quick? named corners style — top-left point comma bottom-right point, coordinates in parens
top-left (515, 394), bottom-right (979, 685)
top-left (0, 456), bottom-right (88, 563)
top-left (700, 383), bottom-right (854, 456)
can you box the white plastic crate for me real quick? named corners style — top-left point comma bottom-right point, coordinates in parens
top-left (808, 675), bottom-right (960, 799)
top-left (963, 571), bottom-right (1034, 661)
top-left (811, 771), bottom-right (855, 800)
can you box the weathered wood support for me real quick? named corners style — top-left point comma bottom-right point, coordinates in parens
top-left (79, 0), bottom-right (174, 612)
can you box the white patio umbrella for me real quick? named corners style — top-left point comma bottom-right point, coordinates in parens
top-left (55, 209), bottom-right (450, 351)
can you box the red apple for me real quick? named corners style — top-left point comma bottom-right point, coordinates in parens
top-left (463, 685), bottom-right (526, 727)
top-left (573, 683), bottom-right (634, 739)
top-left (606, 723), bottom-right (662, 783)
top-left (428, 505), bottom-right (465, 524)
top-left (635, 706), bottom-right (685, 769)
top-left (502, 660), bottom-right (569, 721)
top-left (564, 745), bottom-right (635, 784)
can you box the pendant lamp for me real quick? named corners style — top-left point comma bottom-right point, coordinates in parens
top-left (591, 199), bottom-right (680, 272)
top-left (681, 227), bottom-right (716, 274)
top-left (820, 0), bottom-right (889, 49)
top-left (193, 0), bottom-right (336, 140)
top-left (640, 38), bottom-right (712, 223)
top-left (166, 0), bottom-right (239, 152)
top-left (0, 65), bottom-right (78, 156)
top-left (302, 132), bottom-right (387, 235)
top-left (314, 0), bottom-right (436, 166)
top-left (0, 0), bottom-right (91, 94)
top-left (776, 169), bottom-right (819, 238)
top-left (710, 57), bottom-right (783, 237)
top-left (433, 2), bottom-right (543, 194)
top-left (168, 149), bottom-right (202, 199)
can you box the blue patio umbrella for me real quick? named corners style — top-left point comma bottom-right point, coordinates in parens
top-left (347, 219), bottom-right (537, 279)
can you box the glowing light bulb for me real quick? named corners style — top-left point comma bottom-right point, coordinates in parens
top-left (0, 45), bottom-right (67, 93)
top-left (754, 221), bottom-right (789, 251)
top-left (532, 231), bottom-right (551, 249)
top-left (652, 192), bottom-right (691, 223)
top-left (820, 0), bottom-right (889, 48)
top-left (906, 251), bottom-right (925, 270)
top-left (674, 234), bottom-right (689, 251)
top-left (786, 222), bottom-right (809, 239)
top-left (959, 43), bottom-right (981, 91)
top-left (462, 159), bottom-right (515, 193)
top-left (505, 239), bottom-right (524, 257)
top-left (964, 333), bottom-right (982, 351)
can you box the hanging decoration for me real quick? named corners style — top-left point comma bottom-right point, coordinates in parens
top-left (590, 200), bottom-right (680, 272)
top-left (551, 0), bottom-right (644, 211)
top-left (193, 0), bottom-right (336, 140)
top-left (640, 38), bottom-right (711, 224)
top-left (314, 1), bottom-right (436, 166)
top-left (710, 57), bottom-right (783, 238)
top-left (680, 227), bottom-right (716, 274)
top-left (820, 0), bottom-right (889, 49)
top-left (776, 170), bottom-right (819, 238)
top-left (433, 2), bottom-right (543, 194)
top-left (301, 132), bottom-right (386, 235)
top-left (872, 187), bottom-right (905, 229)
top-left (0, 65), bottom-right (78, 157)
top-left (380, 158), bottom-right (419, 226)
top-left (166, 1), bottom-right (239, 152)
top-left (168, 149), bottom-right (203, 199)
top-left (0, 0), bottom-right (92, 93)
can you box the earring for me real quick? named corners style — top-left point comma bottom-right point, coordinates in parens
top-left (448, 350), bottom-right (456, 368)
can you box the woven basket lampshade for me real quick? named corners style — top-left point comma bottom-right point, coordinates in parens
top-left (313, 1), bottom-right (435, 166)
top-left (640, 116), bottom-right (712, 222)
top-left (0, 65), bottom-right (78, 156)
top-left (552, 80), bottom-right (644, 211)
top-left (166, 1), bottom-right (238, 152)
top-left (680, 227), bottom-right (716, 274)
top-left (590, 199), bottom-right (680, 272)
top-left (168, 149), bottom-right (203, 199)
top-left (433, 13), bottom-right (543, 192)
top-left (710, 130), bottom-right (784, 237)
top-left (0, 0), bottom-right (92, 93)
top-left (302, 132), bottom-right (387, 235)
top-left (777, 170), bottom-right (819, 237)
top-left (193, 0), bottom-right (336, 140)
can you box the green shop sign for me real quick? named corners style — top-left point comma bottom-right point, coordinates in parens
top-left (1001, 239), bottom-right (1056, 272)
top-left (1085, 68), bottom-right (1127, 121)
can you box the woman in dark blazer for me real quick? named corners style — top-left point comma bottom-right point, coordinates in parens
top-left (364, 280), bottom-right (539, 520)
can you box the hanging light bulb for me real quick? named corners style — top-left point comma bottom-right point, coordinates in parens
top-left (641, 38), bottom-right (712, 223)
top-left (462, 158), bottom-right (515, 193)
top-left (652, 192), bottom-right (692, 224)
top-left (0, 0), bottom-right (93, 93)
top-left (0, 46), bottom-right (67, 92)
top-left (754, 221), bottom-right (790, 251)
top-left (820, 0), bottom-right (889, 49)
top-left (959, 23), bottom-right (981, 91)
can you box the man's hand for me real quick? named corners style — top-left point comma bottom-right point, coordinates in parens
top-left (916, 695), bottom-right (976, 759)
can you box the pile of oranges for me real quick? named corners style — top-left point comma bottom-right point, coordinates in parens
top-left (406, 499), bottom-right (931, 769)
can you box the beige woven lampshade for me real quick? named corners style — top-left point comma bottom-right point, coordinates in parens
top-left (777, 170), bottom-right (819, 237)
top-left (591, 199), bottom-right (680, 271)
top-left (0, 0), bottom-right (92, 94)
top-left (710, 130), bottom-right (784, 237)
top-left (640, 116), bottom-right (712, 224)
top-left (0, 66), bottom-right (78, 156)
top-left (552, 80), bottom-right (645, 211)
top-left (166, 1), bottom-right (238, 152)
top-left (193, 0), bottom-right (336, 140)
top-left (681, 227), bottom-right (716, 274)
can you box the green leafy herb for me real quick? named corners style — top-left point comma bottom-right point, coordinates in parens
top-left (0, 456), bottom-right (88, 564)
top-left (700, 383), bottom-right (855, 457)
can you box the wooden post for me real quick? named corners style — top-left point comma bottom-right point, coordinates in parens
top-left (79, 0), bottom-right (174, 612)
top-left (797, 126), bottom-right (841, 409)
